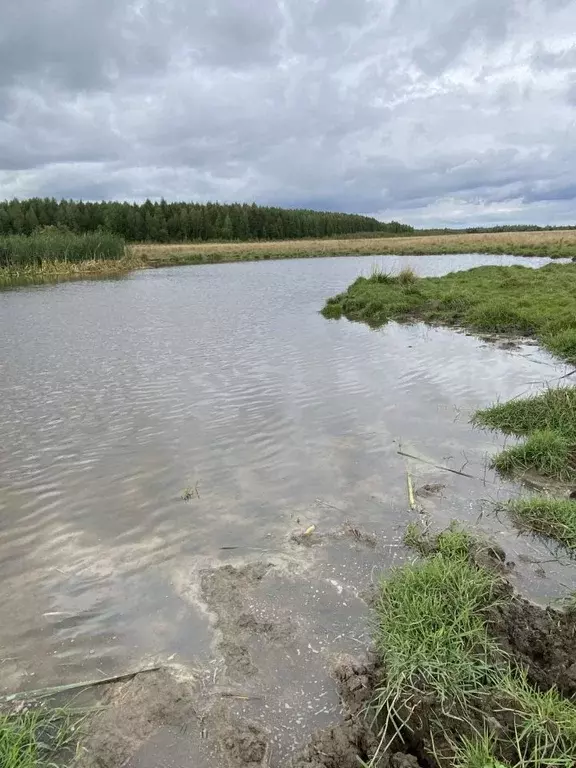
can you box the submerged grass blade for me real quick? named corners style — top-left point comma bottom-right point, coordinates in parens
top-left (0, 666), bottom-right (161, 704)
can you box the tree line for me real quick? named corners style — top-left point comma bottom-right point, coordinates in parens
top-left (0, 199), bottom-right (413, 242)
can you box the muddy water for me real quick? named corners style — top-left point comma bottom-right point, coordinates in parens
top-left (1, 254), bottom-right (575, 764)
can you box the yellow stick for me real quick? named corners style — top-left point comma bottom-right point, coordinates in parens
top-left (407, 472), bottom-right (416, 510)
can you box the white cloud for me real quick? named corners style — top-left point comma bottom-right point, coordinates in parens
top-left (0, 0), bottom-right (575, 226)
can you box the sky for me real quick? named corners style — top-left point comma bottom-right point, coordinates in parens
top-left (0, 0), bottom-right (575, 228)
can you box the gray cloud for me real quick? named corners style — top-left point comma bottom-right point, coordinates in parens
top-left (1, 0), bottom-right (576, 226)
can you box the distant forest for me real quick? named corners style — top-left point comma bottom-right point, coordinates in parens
top-left (0, 199), bottom-right (413, 242)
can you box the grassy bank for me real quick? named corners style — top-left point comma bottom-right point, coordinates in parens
top-left (132, 229), bottom-right (576, 266)
top-left (473, 387), bottom-right (576, 484)
top-left (368, 526), bottom-right (576, 767)
top-left (506, 498), bottom-right (576, 553)
top-left (322, 262), bottom-right (576, 364)
top-left (0, 257), bottom-right (138, 288)
top-left (4, 229), bottom-right (576, 287)
top-left (0, 231), bottom-right (130, 288)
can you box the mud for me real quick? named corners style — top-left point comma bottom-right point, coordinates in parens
top-left (291, 521), bottom-right (379, 548)
top-left (415, 483), bottom-right (446, 498)
top-left (77, 669), bottom-right (200, 768)
top-left (199, 562), bottom-right (296, 679)
top-left (490, 593), bottom-right (576, 695)
top-left (77, 668), bottom-right (270, 768)
top-left (288, 555), bottom-right (576, 768)
top-left (58, 530), bottom-right (576, 768)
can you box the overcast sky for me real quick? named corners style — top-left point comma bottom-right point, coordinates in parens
top-left (0, 0), bottom-right (575, 227)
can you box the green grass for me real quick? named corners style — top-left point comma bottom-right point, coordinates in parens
top-left (473, 388), bottom-right (576, 440)
top-left (369, 526), bottom-right (576, 767)
top-left (0, 707), bottom-right (78, 768)
top-left (506, 497), bottom-right (576, 552)
top-left (0, 231), bottom-right (125, 268)
top-left (373, 541), bottom-right (501, 723)
top-left (322, 262), bottom-right (576, 364)
top-left (473, 387), bottom-right (576, 484)
top-left (492, 431), bottom-right (575, 483)
top-left (497, 670), bottom-right (576, 768)
top-left (452, 732), bottom-right (508, 768)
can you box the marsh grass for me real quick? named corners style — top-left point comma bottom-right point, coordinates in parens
top-left (321, 263), bottom-right (576, 364)
top-left (0, 255), bottom-right (139, 288)
top-left (473, 387), bottom-right (576, 484)
top-left (0, 231), bottom-right (130, 288)
top-left (0, 706), bottom-right (79, 768)
top-left (369, 526), bottom-right (576, 767)
top-left (506, 497), bottom-right (576, 552)
top-left (0, 232), bottom-right (125, 268)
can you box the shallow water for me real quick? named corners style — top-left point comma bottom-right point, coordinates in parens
top-left (1, 254), bottom-right (575, 759)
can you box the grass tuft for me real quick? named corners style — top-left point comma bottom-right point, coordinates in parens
top-left (506, 497), bottom-right (576, 552)
top-left (452, 732), bottom-right (507, 768)
top-left (472, 388), bottom-right (576, 441)
top-left (497, 670), bottom-right (576, 767)
top-left (373, 536), bottom-right (501, 744)
top-left (473, 387), bottom-right (576, 484)
top-left (370, 525), bottom-right (576, 766)
top-left (493, 430), bottom-right (575, 483)
top-left (397, 267), bottom-right (417, 284)
top-left (0, 707), bottom-right (78, 768)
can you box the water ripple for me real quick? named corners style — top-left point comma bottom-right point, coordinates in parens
top-left (0, 253), bottom-right (569, 691)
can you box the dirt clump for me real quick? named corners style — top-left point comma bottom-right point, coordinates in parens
top-left (290, 654), bottom-right (420, 768)
top-left (415, 484), bottom-right (445, 498)
top-left (200, 561), bottom-right (296, 680)
top-left (77, 668), bottom-right (199, 768)
top-left (331, 653), bottom-right (379, 716)
top-left (290, 719), bottom-right (379, 768)
top-left (489, 593), bottom-right (576, 695)
top-left (221, 719), bottom-right (269, 767)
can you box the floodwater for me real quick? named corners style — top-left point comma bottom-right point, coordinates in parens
top-left (1, 254), bottom-right (574, 764)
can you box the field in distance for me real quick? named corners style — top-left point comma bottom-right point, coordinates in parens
top-left (132, 229), bottom-right (576, 266)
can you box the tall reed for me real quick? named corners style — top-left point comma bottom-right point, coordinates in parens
top-left (0, 231), bottom-right (125, 267)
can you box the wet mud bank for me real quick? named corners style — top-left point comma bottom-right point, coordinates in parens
top-left (73, 537), bottom-right (576, 768)
top-left (290, 544), bottom-right (576, 768)
top-left (74, 523), bottom-right (390, 767)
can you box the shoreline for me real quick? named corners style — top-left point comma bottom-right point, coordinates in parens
top-left (2, 230), bottom-right (576, 288)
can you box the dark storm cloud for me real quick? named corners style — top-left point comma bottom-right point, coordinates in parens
top-left (1, 0), bottom-right (576, 226)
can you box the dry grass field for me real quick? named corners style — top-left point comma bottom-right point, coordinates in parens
top-left (132, 229), bottom-right (576, 266)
